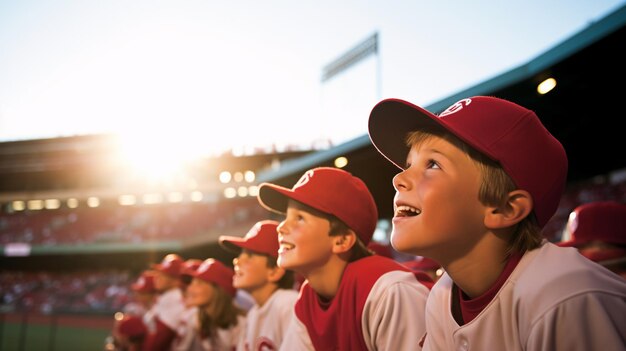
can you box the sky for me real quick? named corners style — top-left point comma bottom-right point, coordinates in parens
top-left (1, 0), bottom-right (625, 159)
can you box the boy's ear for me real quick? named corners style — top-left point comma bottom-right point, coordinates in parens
top-left (484, 190), bottom-right (533, 229)
top-left (267, 266), bottom-right (286, 283)
top-left (331, 231), bottom-right (357, 254)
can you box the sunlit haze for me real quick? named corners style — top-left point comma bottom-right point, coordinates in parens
top-left (1, 0), bottom-right (624, 159)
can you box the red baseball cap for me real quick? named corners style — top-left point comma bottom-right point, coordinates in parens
top-left (219, 220), bottom-right (280, 258)
top-left (258, 167), bottom-right (378, 245)
top-left (151, 254), bottom-right (184, 277)
top-left (181, 259), bottom-right (203, 276)
top-left (131, 271), bottom-right (157, 294)
top-left (117, 315), bottom-right (147, 339)
top-left (558, 201), bottom-right (626, 248)
top-left (368, 96), bottom-right (568, 228)
top-left (191, 258), bottom-right (237, 297)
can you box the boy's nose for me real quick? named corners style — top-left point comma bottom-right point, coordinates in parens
top-left (392, 170), bottom-right (410, 191)
top-left (277, 220), bottom-right (288, 235)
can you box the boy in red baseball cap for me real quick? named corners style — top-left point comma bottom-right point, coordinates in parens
top-left (219, 220), bottom-right (298, 350)
top-left (143, 253), bottom-right (188, 350)
top-left (559, 200), bottom-right (626, 278)
top-left (368, 96), bottom-right (626, 350)
top-left (257, 166), bottom-right (432, 350)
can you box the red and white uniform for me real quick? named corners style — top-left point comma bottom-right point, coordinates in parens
top-left (422, 241), bottom-right (626, 351)
top-left (184, 314), bottom-right (246, 351)
top-left (280, 255), bottom-right (431, 351)
top-left (144, 287), bottom-right (187, 350)
top-left (171, 305), bottom-right (199, 351)
top-left (238, 288), bottom-right (299, 351)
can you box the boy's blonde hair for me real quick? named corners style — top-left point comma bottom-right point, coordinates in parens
top-left (406, 127), bottom-right (543, 257)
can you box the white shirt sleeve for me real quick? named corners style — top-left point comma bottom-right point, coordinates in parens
top-left (278, 313), bottom-right (315, 351)
top-left (156, 289), bottom-right (186, 331)
top-left (363, 270), bottom-right (430, 351)
top-left (525, 292), bottom-right (626, 351)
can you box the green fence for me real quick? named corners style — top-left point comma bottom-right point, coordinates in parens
top-left (0, 312), bottom-right (114, 351)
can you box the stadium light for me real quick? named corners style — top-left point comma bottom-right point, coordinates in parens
top-left (67, 198), bottom-right (79, 209)
top-left (537, 77), bottom-right (557, 95)
top-left (45, 199), bottom-right (61, 210)
top-left (167, 192), bottom-right (184, 203)
top-left (321, 32), bottom-right (378, 83)
top-left (224, 187), bottom-right (237, 199)
top-left (190, 191), bottom-right (203, 202)
top-left (244, 170), bottom-right (255, 183)
top-left (87, 197), bottom-right (100, 208)
top-left (118, 195), bottom-right (136, 206)
top-left (27, 200), bottom-right (44, 210)
top-left (219, 171), bottom-right (232, 183)
top-left (11, 201), bottom-right (25, 211)
top-left (334, 156), bottom-right (348, 168)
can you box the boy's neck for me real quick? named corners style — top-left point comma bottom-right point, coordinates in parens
top-left (249, 284), bottom-right (280, 307)
top-left (445, 236), bottom-right (510, 298)
top-left (305, 258), bottom-right (348, 299)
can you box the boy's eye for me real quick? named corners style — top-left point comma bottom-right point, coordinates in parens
top-left (427, 159), bottom-right (441, 169)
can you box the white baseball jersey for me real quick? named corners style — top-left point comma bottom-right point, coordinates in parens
top-left (154, 288), bottom-right (186, 330)
top-left (422, 241), bottom-right (626, 351)
top-left (279, 255), bottom-right (431, 350)
top-left (237, 288), bottom-right (299, 351)
top-left (171, 305), bottom-right (199, 351)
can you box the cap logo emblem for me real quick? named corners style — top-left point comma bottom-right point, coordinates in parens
top-left (439, 98), bottom-right (472, 117)
top-left (294, 169), bottom-right (314, 189)
top-left (198, 261), bottom-right (212, 274)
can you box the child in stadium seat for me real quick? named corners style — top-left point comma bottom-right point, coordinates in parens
top-left (142, 253), bottom-right (188, 350)
top-left (112, 314), bottom-right (148, 351)
top-left (367, 95), bottom-right (626, 350)
top-left (184, 258), bottom-right (246, 350)
top-left (107, 269), bottom-right (158, 350)
top-left (558, 200), bottom-right (626, 278)
top-left (257, 166), bottom-right (433, 350)
top-left (123, 269), bottom-right (158, 317)
top-left (219, 220), bottom-right (299, 350)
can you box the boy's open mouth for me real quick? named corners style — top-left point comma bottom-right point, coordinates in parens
top-left (395, 205), bottom-right (421, 217)
top-left (279, 242), bottom-right (295, 253)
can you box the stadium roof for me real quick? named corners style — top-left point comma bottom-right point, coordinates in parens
top-left (256, 3), bottom-right (626, 219)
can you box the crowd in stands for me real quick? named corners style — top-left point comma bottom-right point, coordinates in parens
top-left (0, 270), bottom-right (133, 314)
top-left (0, 197), bottom-right (266, 246)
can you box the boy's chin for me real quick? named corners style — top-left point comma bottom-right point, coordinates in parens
top-left (277, 257), bottom-right (296, 271)
top-left (390, 234), bottom-right (419, 255)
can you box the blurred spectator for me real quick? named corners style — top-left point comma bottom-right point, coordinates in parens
top-left (123, 270), bottom-right (158, 317)
top-left (184, 258), bottom-right (246, 350)
top-left (111, 315), bottom-right (147, 351)
top-left (143, 253), bottom-right (188, 350)
top-left (558, 200), bottom-right (626, 278)
top-left (107, 270), bottom-right (158, 351)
